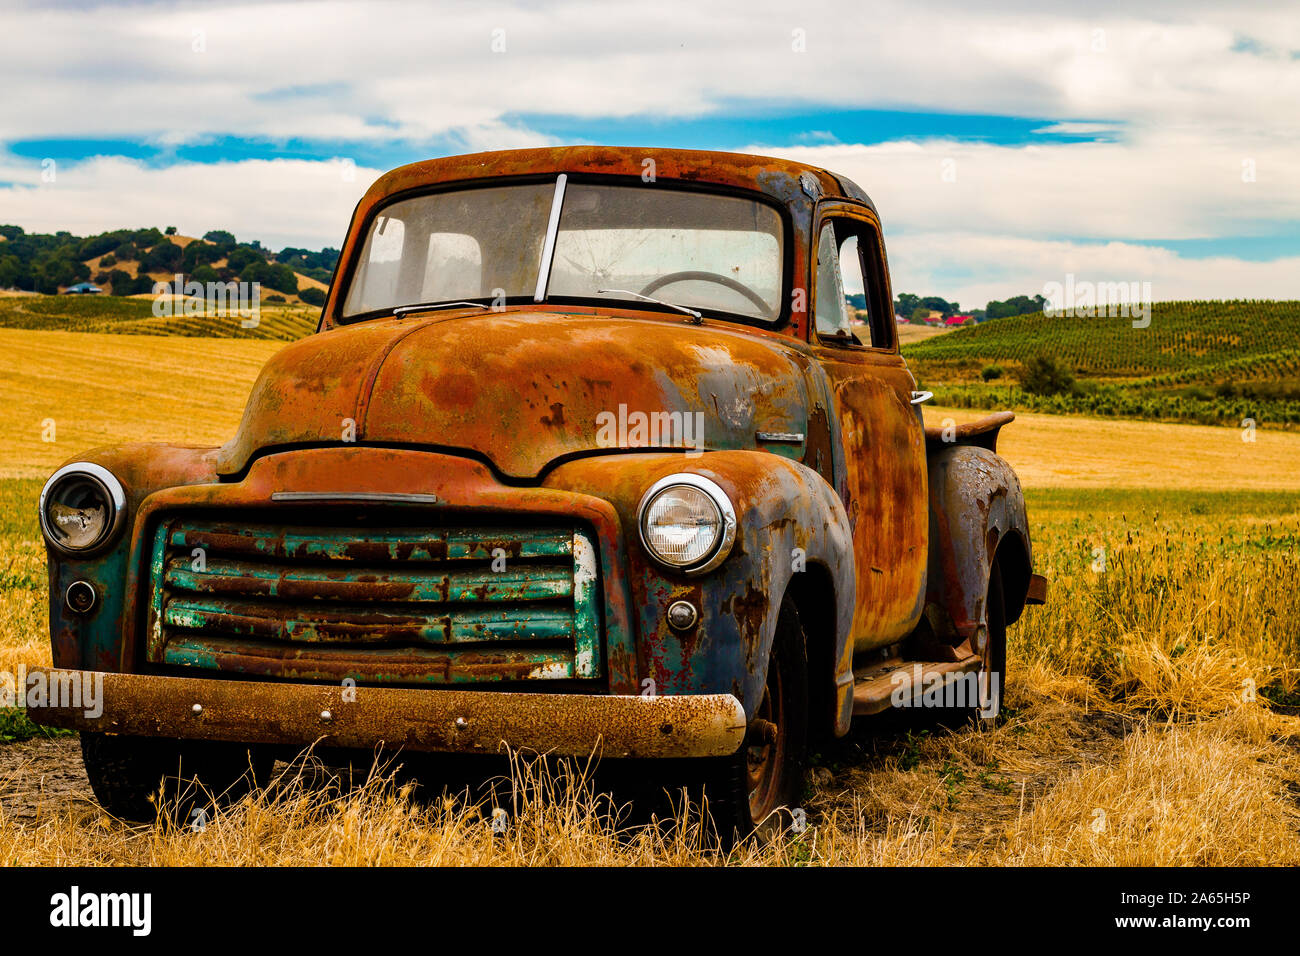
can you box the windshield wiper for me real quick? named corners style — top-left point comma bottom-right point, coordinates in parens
top-left (597, 289), bottom-right (703, 323)
top-left (392, 300), bottom-right (492, 317)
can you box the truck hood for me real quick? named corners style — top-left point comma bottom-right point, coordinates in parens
top-left (215, 310), bottom-right (812, 480)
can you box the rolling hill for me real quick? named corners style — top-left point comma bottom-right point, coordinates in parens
top-left (0, 224), bottom-right (336, 306)
top-left (905, 300), bottom-right (1300, 381)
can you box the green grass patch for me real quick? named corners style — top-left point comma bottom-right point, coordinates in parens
top-left (0, 479), bottom-right (42, 540)
top-left (0, 707), bottom-right (75, 743)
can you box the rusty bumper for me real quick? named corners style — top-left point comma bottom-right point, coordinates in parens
top-left (24, 668), bottom-right (747, 759)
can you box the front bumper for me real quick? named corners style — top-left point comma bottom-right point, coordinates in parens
top-left (25, 668), bottom-right (747, 759)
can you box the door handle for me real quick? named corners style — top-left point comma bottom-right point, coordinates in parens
top-left (910, 390), bottom-right (933, 405)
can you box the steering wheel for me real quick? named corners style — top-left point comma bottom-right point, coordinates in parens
top-left (639, 271), bottom-right (773, 318)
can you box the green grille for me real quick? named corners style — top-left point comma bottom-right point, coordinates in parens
top-left (145, 518), bottom-right (602, 685)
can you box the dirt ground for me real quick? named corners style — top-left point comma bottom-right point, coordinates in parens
top-left (0, 737), bottom-right (93, 825)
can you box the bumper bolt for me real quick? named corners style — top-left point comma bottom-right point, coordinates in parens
top-left (455, 717), bottom-right (468, 730)
top-left (320, 710), bottom-right (332, 722)
top-left (191, 703), bottom-right (203, 715)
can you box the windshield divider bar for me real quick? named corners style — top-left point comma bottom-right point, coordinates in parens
top-left (534, 173), bottom-right (568, 303)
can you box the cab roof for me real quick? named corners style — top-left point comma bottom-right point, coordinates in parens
top-left (360, 145), bottom-right (876, 214)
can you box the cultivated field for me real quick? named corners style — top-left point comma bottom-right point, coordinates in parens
top-left (906, 300), bottom-right (1300, 428)
top-left (0, 295), bottom-right (317, 340)
top-left (1, 322), bottom-right (1298, 865)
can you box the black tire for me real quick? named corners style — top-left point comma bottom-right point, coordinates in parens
top-left (935, 561), bottom-right (1007, 726)
top-left (80, 732), bottom-right (274, 823)
top-left (980, 561), bottom-right (1008, 720)
top-left (686, 597), bottom-right (809, 847)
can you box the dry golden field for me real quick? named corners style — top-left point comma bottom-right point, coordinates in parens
top-left (928, 405), bottom-right (1300, 491)
top-left (895, 323), bottom-right (951, 346)
top-left (1, 330), bottom-right (1298, 865)
top-left (0, 328), bottom-right (283, 480)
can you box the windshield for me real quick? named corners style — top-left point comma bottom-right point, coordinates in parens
top-left (341, 179), bottom-right (785, 322)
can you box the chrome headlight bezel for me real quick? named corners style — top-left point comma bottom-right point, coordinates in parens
top-left (637, 473), bottom-right (737, 574)
top-left (38, 462), bottom-right (127, 557)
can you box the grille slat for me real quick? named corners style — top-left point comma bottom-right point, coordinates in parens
top-left (163, 598), bottom-right (575, 644)
top-left (167, 524), bottom-right (573, 562)
top-left (146, 516), bottom-right (602, 684)
top-left (163, 556), bottom-right (574, 603)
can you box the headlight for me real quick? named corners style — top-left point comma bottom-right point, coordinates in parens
top-left (39, 462), bottom-right (127, 555)
top-left (637, 474), bottom-right (736, 573)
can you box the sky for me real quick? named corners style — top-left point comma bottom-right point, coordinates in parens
top-left (0, 0), bottom-right (1297, 308)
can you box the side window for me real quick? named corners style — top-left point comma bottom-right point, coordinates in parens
top-left (813, 222), bottom-right (852, 339)
top-left (816, 217), bottom-right (895, 350)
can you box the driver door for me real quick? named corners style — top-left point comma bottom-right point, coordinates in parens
top-left (807, 203), bottom-right (928, 652)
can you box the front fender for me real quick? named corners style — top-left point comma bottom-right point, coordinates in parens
top-left (42, 443), bottom-right (221, 672)
top-left (926, 443), bottom-right (1032, 645)
top-left (545, 451), bottom-right (855, 731)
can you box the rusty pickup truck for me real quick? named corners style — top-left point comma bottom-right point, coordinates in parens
top-left (31, 146), bottom-right (1044, 837)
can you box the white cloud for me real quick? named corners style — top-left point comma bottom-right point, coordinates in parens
top-left (1029, 122), bottom-right (1121, 136)
top-left (884, 232), bottom-right (1300, 309)
top-left (0, 0), bottom-right (1296, 143)
top-left (762, 131), bottom-right (1300, 240)
top-left (0, 155), bottom-right (376, 249)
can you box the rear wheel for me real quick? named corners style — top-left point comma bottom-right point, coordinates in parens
top-left (689, 597), bottom-right (809, 846)
top-left (935, 561), bottom-right (1006, 725)
top-left (976, 562), bottom-right (1007, 720)
top-left (80, 732), bottom-right (273, 823)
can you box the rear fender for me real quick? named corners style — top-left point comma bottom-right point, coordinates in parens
top-left (925, 443), bottom-right (1033, 651)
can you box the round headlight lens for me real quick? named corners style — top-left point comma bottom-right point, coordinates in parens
top-left (39, 464), bottom-right (126, 554)
top-left (638, 475), bottom-right (736, 572)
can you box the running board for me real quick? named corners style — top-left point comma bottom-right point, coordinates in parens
top-left (851, 654), bottom-right (983, 716)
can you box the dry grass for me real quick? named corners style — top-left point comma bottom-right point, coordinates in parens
top-left (3, 693), bottom-right (1296, 866)
top-left (1002, 711), bottom-right (1300, 866)
top-left (4, 325), bottom-right (1296, 490)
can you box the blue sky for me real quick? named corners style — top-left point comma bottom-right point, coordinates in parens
top-left (0, 0), bottom-right (1296, 307)
top-left (4, 108), bottom-right (1119, 172)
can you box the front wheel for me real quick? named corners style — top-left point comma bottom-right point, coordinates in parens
top-left (80, 732), bottom-right (274, 823)
top-left (689, 597), bottom-right (809, 845)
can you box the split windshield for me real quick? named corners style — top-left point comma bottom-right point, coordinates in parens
top-left (341, 179), bottom-right (785, 322)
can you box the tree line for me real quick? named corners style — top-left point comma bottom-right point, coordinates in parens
top-left (891, 292), bottom-right (1048, 323)
top-left (0, 224), bottom-right (337, 304)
